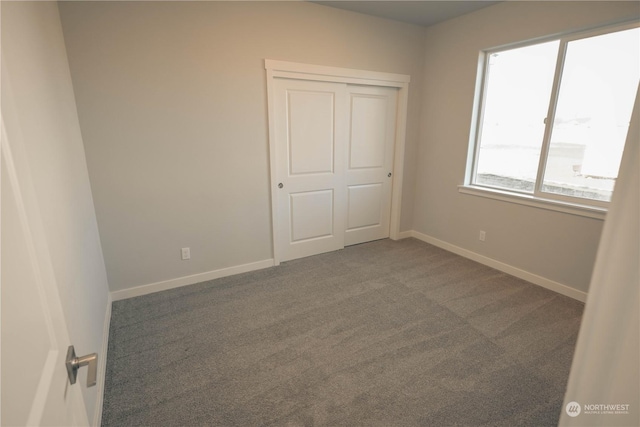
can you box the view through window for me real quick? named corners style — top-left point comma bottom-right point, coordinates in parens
top-left (473, 25), bottom-right (639, 203)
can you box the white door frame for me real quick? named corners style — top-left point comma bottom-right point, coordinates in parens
top-left (265, 59), bottom-right (410, 265)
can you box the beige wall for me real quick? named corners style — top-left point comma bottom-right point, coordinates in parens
top-left (414, 1), bottom-right (640, 293)
top-left (59, 1), bottom-right (638, 297)
top-left (1, 2), bottom-right (111, 422)
top-left (58, 1), bottom-right (427, 292)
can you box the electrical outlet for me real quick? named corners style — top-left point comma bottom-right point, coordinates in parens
top-left (181, 247), bottom-right (190, 260)
top-left (479, 231), bottom-right (486, 242)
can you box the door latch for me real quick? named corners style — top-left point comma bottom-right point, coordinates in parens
top-left (65, 345), bottom-right (97, 387)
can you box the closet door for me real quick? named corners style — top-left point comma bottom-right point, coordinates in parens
top-left (273, 78), bottom-right (348, 262)
top-left (345, 85), bottom-right (398, 246)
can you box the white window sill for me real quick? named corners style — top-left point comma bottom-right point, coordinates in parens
top-left (458, 185), bottom-right (607, 220)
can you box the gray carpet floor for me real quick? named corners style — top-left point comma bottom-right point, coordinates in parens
top-left (102, 238), bottom-right (584, 426)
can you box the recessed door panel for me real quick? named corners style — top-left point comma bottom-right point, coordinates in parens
top-left (1, 128), bottom-right (87, 426)
top-left (274, 78), bottom-right (347, 261)
top-left (1, 163), bottom-right (52, 426)
top-left (349, 95), bottom-right (388, 169)
top-left (347, 184), bottom-right (383, 229)
top-left (290, 190), bottom-right (334, 242)
top-left (288, 90), bottom-right (335, 175)
top-left (345, 86), bottom-right (398, 246)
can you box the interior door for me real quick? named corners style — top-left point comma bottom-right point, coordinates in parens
top-left (1, 124), bottom-right (88, 426)
top-left (345, 85), bottom-right (398, 246)
top-left (273, 78), bottom-right (348, 262)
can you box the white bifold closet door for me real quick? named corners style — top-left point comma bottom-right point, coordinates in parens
top-left (273, 78), bottom-right (397, 262)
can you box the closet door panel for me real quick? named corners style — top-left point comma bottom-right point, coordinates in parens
top-left (273, 78), bottom-right (347, 261)
top-left (345, 86), bottom-right (398, 246)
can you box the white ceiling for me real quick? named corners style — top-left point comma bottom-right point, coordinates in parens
top-left (312, 1), bottom-right (500, 28)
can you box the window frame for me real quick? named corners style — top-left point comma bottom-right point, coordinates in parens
top-left (464, 20), bottom-right (640, 216)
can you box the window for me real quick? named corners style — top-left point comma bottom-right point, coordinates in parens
top-left (469, 23), bottom-right (639, 207)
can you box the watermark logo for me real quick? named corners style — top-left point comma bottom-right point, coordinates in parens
top-left (566, 401), bottom-right (581, 417)
top-left (583, 403), bottom-right (630, 415)
top-left (565, 401), bottom-right (631, 417)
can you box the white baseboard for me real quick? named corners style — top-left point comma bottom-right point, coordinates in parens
top-left (94, 293), bottom-right (112, 426)
top-left (395, 230), bottom-right (414, 240)
top-left (111, 259), bottom-right (275, 301)
top-left (109, 233), bottom-right (587, 303)
top-left (409, 230), bottom-right (587, 302)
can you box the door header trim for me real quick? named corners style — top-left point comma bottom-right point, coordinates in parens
top-left (265, 59), bottom-right (410, 86)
